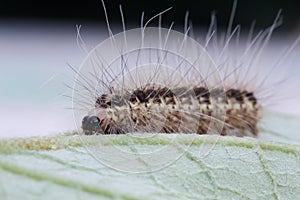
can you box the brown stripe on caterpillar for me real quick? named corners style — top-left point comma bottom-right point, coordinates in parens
top-left (82, 86), bottom-right (260, 137)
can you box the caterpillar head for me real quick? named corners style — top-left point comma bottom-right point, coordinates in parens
top-left (81, 93), bottom-right (125, 135)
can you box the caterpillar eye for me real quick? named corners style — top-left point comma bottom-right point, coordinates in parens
top-left (82, 115), bottom-right (101, 135)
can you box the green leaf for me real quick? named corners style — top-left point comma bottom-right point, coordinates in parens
top-left (0, 126), bottom-right (300, 200)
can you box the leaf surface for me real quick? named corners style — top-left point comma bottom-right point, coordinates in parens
top-left (0, 129), bottom-right (299, 200)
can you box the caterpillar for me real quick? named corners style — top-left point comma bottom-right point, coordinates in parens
top-left (81, 85), bottom-right (259, 136)
top-left (72, 1), bottom-right (299, 138)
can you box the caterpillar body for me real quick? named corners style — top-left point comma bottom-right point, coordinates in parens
top-left (82, 86), bottom-right (259, 137)
top-left (73, 2), bottom-right (297, 138)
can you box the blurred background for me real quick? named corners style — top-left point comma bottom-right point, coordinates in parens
top-left (1, 0), bottom-right (300, 33)
top-left (0, 0), bottom-right (300, 138)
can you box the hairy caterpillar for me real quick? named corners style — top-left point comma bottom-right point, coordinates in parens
top-left (72, 1), bottom-right (299, 138)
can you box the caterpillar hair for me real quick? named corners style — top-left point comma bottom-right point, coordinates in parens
top-left (72, 0), bottom-right (300, 138)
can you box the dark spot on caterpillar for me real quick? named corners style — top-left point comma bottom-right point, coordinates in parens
top-left (129, 93), bottom-right (138, 104)
top-left (245, 91), bottom-right (254, 97)
top-left (96, 94), bottom-right (111, 108)
top-left (235, 95), bottom-right (243, 102)
top-left (134, 89), bottom-right (148, 103)
top-left (226, 89), bottom-right (244, 102)
top-left (157, 87), bottom-right (175, 98)
top-left (194, 87), bottom-right (210, 99)
top-left (226, 89), bottom-right (238, 97)
top-left (144, 89), bottom-right (157, 100)
top-left (248, 96), bottom-right (257, 105)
